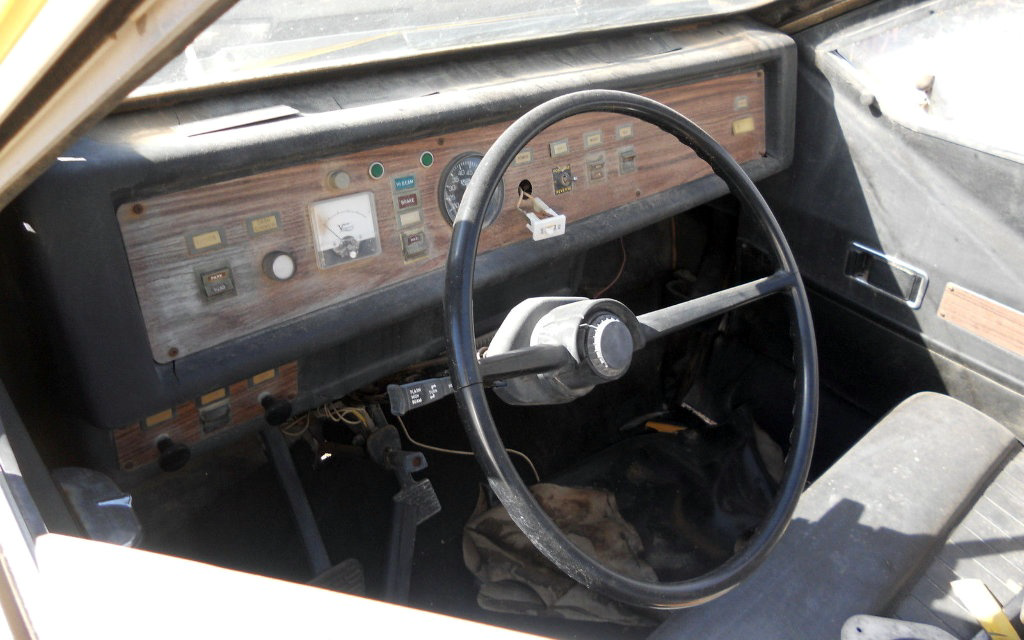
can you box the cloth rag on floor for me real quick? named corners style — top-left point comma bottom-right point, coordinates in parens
top-left (463, 483), bottom-right (658, 626)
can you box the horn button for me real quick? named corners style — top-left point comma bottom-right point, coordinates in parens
top-left (484, 297), bottom-right (644, 405)
top-left (583, 313), bottom-right (634, 379)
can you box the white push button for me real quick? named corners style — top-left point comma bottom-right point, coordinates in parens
top-left (262, 251), bottom-right (296, 281)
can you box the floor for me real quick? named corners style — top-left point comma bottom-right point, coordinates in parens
top-left (126, 333), bottom-right (876, 639)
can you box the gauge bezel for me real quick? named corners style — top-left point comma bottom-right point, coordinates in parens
top-left (437, 152), bottom-right (504, 227)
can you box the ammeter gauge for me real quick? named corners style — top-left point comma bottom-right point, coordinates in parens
top-left (309, 191), bottom-right (381, 269)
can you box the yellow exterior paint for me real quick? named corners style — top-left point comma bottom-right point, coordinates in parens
top-left (0, 0), bottom-right (47, 62)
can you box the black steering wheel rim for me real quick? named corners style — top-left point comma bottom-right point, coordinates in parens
top-left (444, 90), bottom-right (818, 608)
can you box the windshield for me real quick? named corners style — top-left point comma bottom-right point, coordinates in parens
top-left (132, 0), bottom-right (771, 100)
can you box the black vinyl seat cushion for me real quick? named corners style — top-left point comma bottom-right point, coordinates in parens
top-left (650, 392), bottom-right (1021, 639)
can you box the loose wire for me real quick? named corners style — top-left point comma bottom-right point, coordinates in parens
top-left (309, 400), bottom-right (541, 483)
top-left (316, 401), bottom-right (370, 428)
top-left (280, 411), bottom-right (312, 437)
top-left (396, 415), bottom-right (541, 484)
top-left (592, 237), bottom-right (627, 298)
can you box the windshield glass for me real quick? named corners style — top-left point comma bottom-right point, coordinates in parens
top-left (132, 0), bottom-right (771, 99)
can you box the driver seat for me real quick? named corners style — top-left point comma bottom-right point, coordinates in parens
top-left (650, 392), bottom-right (1024, 639)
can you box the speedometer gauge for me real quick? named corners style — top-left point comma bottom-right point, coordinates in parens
top-left (438, 152), bottom-right (504, 227)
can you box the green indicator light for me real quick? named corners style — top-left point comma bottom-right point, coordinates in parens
top-left (419, 151), bottom-right (434, 168)
top-left (368, 162), bottom-right (385, 179)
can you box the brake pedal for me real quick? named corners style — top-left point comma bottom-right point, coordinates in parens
top-left (364, 420), bottom-right (441, 603)
top-left (310, 558), bottom-right (365, 596)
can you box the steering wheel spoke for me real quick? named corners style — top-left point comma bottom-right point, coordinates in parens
top-left (638, 271), bottom-right (797, 342)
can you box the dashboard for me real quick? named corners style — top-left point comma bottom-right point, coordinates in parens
top-left (119, 74), bottom-right (766, 363)
top-left (9, 21), bottom-right (794, 471)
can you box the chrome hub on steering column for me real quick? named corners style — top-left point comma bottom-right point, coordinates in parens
top-left (484, 297), bottom-right (645, 405)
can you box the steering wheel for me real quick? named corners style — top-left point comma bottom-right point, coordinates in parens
top-left (443, 90), bottom-right (818, 609)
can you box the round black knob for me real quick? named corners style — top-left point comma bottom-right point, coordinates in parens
top-left (584, 314), bottom-right (633, 379)
top-left (260, 393), bottom-right (293, 426)
top-left (156, 436), bottom-right (190, 472)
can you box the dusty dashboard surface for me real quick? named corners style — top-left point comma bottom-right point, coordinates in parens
top-left (118, 73), bottom-right (766, 364)
top-left (10, 21), bottom-right (794, 469)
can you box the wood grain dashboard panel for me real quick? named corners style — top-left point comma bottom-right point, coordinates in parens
top-left (113, 362), bottom-right (298, 470)
top-left (118, 71), bottom-right (766, 362)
